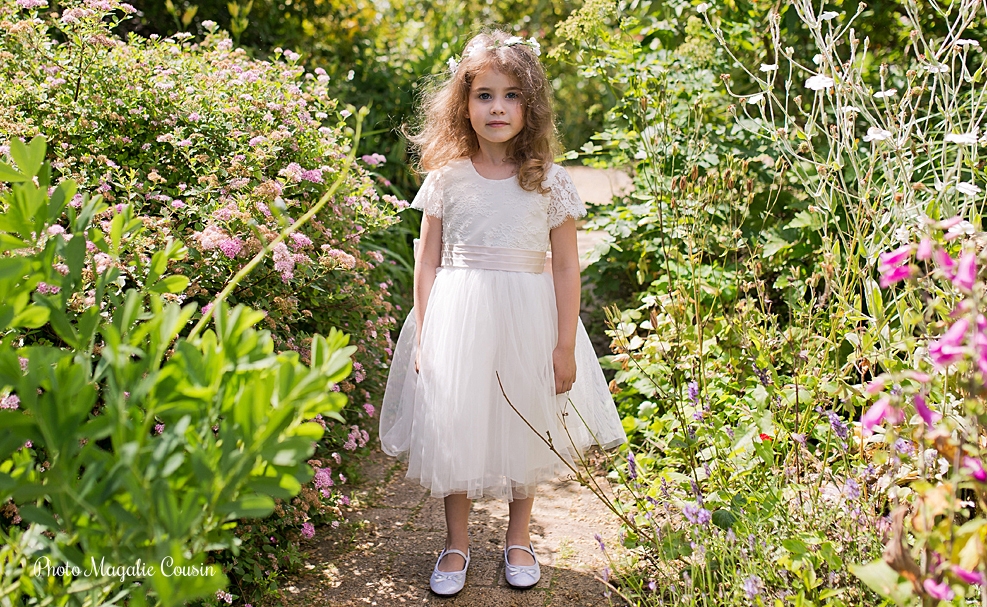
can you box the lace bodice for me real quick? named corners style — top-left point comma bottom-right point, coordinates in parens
top-left (411, 159), bottom-right (586, 251)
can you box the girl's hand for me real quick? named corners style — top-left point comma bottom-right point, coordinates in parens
top-left (553, 345), bottom-right (576, 394)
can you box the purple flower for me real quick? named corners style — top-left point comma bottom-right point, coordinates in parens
top-left (742, 575), bottom-right (763, 599)
top-left (929, 318), bottom-right (969, 368)
top-left (627, 452), bottom-right (638, 480)
top-left (313, 467), bottom-right (334, 489)
top-left (153, 423), bottom-right (164, 435)
top-left (687, 381), bottom-right (699, 403)
top-left (682, 504), bottom-right (712, 525)
top-left (300, 522), bottom-right (315, 539)
top-left (843, 478), bottom-right (860, 500)
top-left (954, 251), bottom-right (977, 292)
top-left (217, 238), bottom-right (243, 259)
top-left (0, 394), bottom-right (20, 410)
top-left (825, 410), bottom-right (849, 440)
top-left (36, 281), bottom-right (60, 295)
top-left (594, 533), bottom-right (605, 551)
top-left (962, 456), bottom-right (987, 482)
top-left (952, 565), bottom-right (986, 586)
top-left (923, 578), bottom-right (955, 600)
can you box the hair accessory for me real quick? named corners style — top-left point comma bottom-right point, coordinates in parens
top-left (447, 35), bottom-right (541, 74)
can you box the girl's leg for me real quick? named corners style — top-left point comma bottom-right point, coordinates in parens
top-left (439, 493), bottom-right (471, 572)
top-left (506, 495), bottom-right (536, 566)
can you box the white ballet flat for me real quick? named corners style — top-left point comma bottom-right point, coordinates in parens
top-left (504, 543), bottom-right (540, 588)
top-left (430, 548), bottom-right (470, 596)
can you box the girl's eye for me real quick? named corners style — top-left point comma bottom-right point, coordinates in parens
top-left (478, 92), bottom-right (491, 100)
top-left (506, 92), bottom-right (519, 99)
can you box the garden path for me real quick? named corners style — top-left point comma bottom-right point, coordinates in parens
top-left (276, 167), bottom-right (629, 607)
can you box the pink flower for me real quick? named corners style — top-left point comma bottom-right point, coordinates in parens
top-left (363, 403), bottom-right (375, 417)
top-left (879, 244), bottom-right (914, 269)
top-left (36, 281), bottom-right (60, 295)
top-left (300, 522), bottom-right (315, 539)
top-left (361, 153), bottom-right (386, 167)
top-left (953, 251), bottom-right (977, 292)
top-left (861, 396), bottom-right (902, 435)
top-left (917, 237), bottom-right (934, 260)
top-left (952, 565), bottom-right (986, 586)
top-left (864, 377), bottom-right (886, 394)
top-left (879, 264), bottom-right (914, 287)
top-left (913, 394), bottom-right (940, 427)
top-left (962, 456), bottom-right (987, 482)
top-left (929, 318), bottom-right (969, 368)
top-left (0, 394), bottom-right (20, 410)
top-left (935, 248), bottom-right (956, 278)
top-left (217, 238), bottom-right (243, 259)
top-left (923, 578), bottom-right (954, 600)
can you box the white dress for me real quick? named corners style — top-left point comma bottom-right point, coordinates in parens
top-left (380, 158), bottom-right (626, 501)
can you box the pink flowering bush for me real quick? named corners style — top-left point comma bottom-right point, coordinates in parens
top-left (851, 222), bottom-right (987, 604)
top-left (0, 0), bottom-right (402, 601)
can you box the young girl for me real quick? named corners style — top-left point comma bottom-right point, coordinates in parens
top-left (379, 30), bottom-right (626, 596)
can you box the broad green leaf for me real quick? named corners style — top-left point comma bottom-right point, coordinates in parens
top-left (849, 560), bottom-right (914, 605)
top-left (149, 275), bottom-right (190, 294)
top-left (9, 136), bottom-right (46, 178)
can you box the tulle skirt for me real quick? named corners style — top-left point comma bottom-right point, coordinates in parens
top-left (379, 266), bottom-right (626, 501)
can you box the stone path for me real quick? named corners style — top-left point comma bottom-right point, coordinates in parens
top-left (278, 448), bottom-right (626, 606)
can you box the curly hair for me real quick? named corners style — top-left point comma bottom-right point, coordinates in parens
top-left (408, 30), bottom-right (558, 193)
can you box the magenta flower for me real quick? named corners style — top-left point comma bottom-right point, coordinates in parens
top-left (917, 237), bottom-right (934, 260)
top-left (929, 318), bottom-right (969, 368)
top-left (953, 251), bottom-right (977, 292)
top-left (864, 377), bottom-right (886, 394)
top-left (952, 565), bottom-right (986, 586)
top-left (880, 264), bottom-right (914, 287)
top-left (962, 456), bottom-right (987, 482)
top-left (879, 244), bottom-right (914, 269)
top-left (923, 578), bottom-right (955, 600)
top-left (862, 396), bottom-right (899, 435)
top-left (913, 394), bottom-right (940, 428)
top-left (935, 248), bottom-right (957, 278)
top-left (301, 522), bottom-right (315, 539)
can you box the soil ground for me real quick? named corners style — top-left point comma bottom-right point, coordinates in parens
top-left (278, 447), bottom-right (627, 607)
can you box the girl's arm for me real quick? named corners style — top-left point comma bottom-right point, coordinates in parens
top-left (550, 217), bottom-right (580, 394)
top-left (414, 213), bottom-right (443, 370)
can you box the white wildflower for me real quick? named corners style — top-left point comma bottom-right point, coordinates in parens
top-left (447, 57), bottom-right (458, 73)
top-left (819, 11), bottom-right (839, 20)
top-left (934, 178), bottom-right (946, 192)
top-left (944, 131), bottom-right (978, 145)
top-left (805, 75), bottom-right (834, 90)
top-left (201, 20), bottom-right (217, 31)
top-left (812, 53), bottom-right (824, 65)
top-left (747, 93), bottom-right (765, 105)
top-left (863, 126), bottom-right (892, 142)
top-left (841, 105), bottom-right (862, 115)
top-left (956, 181), bottom-right (982, 196)
top-left (504, 36), bottom-right (524, 46)
top-left (954, 39), bottom-right (980, 47)
top-left (759, 63), bottom-right (778, 72)
top-left (528, 37), bottom-right (541, 56)
top-left (873, 89), bottom-right (897, 98)
top-left (926, 63), bottom-right (950, 73)
top-left (697, 2), bottom-right (710, 13)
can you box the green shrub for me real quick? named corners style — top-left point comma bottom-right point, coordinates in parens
top-left (0, 136), bottom-right (358, 606)
top-left (0, 0), bottom-right (398, 600)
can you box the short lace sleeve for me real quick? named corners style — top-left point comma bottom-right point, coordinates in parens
top-left (546, 166), bottom-right (586, 229)
top-left (410, 169), bottom-right (444, 218)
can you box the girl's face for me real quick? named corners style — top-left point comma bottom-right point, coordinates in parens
top-left (467, 67), bottom-right (525, 148)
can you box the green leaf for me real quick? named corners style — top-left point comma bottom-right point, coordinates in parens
top-left (0, 161), bottom-right (28, 182)
top-left (9, 136), bottom-right (46, 178)
top-left (711, 509), bottom-right (737, 530)
top-left (216, 494), bottom-right (275, 519)
top-left (11, 305), bottom-right (50, 329)
top-left (849, 560), bottom-right (914, 605)
top-left (149, 275), bottom-right (190, 294)
top-left (18, 505), bottom-right (59, 529)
